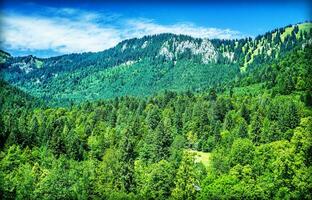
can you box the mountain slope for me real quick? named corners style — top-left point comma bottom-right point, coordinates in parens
top-left (1, 44), bottom-right (311, 199)
top-left (1, 23), bottom-right (312, 199)
top-left (1, 22), bottom-right (311, 104)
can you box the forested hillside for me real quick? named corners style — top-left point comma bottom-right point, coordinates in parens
top-left (1, 22), bottom-right (311, 105)
top-left (1, 40), bottom-right (311, 200)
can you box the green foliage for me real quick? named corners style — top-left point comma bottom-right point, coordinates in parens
top-left (0, 23), bottom-right (311, 199)
top-left (135, 160), bottom-right (175, 199)
top-left (229, 138), bottom-right (255, 167)
top-left (172, 152), bottom-right (200, 200)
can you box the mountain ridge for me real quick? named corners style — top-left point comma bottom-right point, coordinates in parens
top-left (2, 22), bottom-right (311, 73)
top-left (1, 22), bottom-right (311, 104)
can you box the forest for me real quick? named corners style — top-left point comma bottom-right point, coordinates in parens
top-left (0, 39), bottom-right (311, 199)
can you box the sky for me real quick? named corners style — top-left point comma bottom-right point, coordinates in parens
top-left (0, 0), bottom-right (311, 57)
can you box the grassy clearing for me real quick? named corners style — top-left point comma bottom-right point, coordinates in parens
top-left (298, 23), bottom-right (312, 35)
top-left (187, 149), bottom-right (211, 167)
top-left (281, 26), bottom-right (294, 42)
top-left (281, 23), bottom-right (311, 42)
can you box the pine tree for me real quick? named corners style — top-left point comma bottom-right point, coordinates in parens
top-left (172, 152), bottom-right (198, 200)
top-left (250, 113), bottom-right (263, 144)
top-left (278, 101), bottom-right (300, 132)
top-left (240, 103), bottom-right (250, 123)
top-left (119, 127), bottom-right (136, 192)
top-left (155, 123), bottom-right (173, 161)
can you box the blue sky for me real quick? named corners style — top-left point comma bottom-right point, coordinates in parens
top-left (0, 0), bottom-right (311, 57)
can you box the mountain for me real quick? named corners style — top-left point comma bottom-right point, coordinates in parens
top-left (1, 22), bottom-right (311, 104)
top-left (1, 22), bottom-right (312, 199)
top-left (1, 43), bottom-right (311, 199)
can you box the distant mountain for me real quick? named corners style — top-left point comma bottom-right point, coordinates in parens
top-left (0, 50), bottom-right (11, 66)
top-left (1, 22), bottom-right (311, 105)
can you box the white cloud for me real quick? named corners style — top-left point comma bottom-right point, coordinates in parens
top-left (1, 14), bottom-right (122, 54)
top-left (125, 19), bottom-right (244, 40)
top-left (0, 7), bottom-right (245, 56)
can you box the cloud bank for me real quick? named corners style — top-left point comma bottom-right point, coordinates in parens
top-left (0, 7), bottom-right (245, 57)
